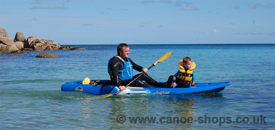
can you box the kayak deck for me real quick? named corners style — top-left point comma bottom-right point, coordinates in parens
top-left (61, 80), bottom-right (230, 95)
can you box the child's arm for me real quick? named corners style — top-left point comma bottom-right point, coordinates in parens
top-left (173, 71), bottom-right (179, 80)
top-left (171, 71), bottom-right (179, 88)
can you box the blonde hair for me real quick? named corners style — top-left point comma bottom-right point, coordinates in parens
top-left (182, 57), bottom-right (192, 64)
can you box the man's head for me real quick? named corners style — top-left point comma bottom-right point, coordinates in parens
top-left (117, 43), bottom-right (129, 58)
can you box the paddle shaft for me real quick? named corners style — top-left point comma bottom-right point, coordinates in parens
top-left (114, 64), bottom-right (155, 95)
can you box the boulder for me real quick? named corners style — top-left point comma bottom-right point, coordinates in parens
top-left (14, 32), bottom-right (25, 42)
top-left (0, 37), bottom-right (20, 52)
top-left (43, 40), bottom-right (60, 51)
top-left (70, 47), bottom-right (86, 50)
top-left (8, 56), bottom-right (26, 58)
top-left (36, 53), bottom-right (59, 58)
top-left (10, 50), bottom-right (22, 53)
top-left (23, 48), bottom-right (34, 51)
top-left (0, 44), bottom-right (6, 52)
top-left (60, 46), bottom-right (74, 50)
top-left (14, 41), bottom-right (24, 50)
top-left (7, 44), bottom-right (20, 52)
top-left (24, 35), bottom-right (42, 48)
top-left (34, 42), bottom-right (47, 51)
top-left (0, 36), bottom-right (14, 45)
top-left (24, 36), bottom-right (61, 51)
top-left (0, 27), bottom-right (9, 38)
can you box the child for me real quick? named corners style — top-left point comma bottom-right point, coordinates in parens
top-left (165, 57), bottom-right (196, 88)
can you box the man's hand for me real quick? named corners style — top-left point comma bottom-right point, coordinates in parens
top-left (142, 68), bottom-right (148, 73)
top-left (118, 85), bottom-right (126, 91)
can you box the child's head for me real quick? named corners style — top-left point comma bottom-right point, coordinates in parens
top-left (182, 57), bottom-right (193, 69)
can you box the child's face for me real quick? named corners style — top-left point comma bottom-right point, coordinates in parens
top-left (183, 61), bottom-right (192, 69)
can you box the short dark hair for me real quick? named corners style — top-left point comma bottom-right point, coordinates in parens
top-left (117, 43), bottom-right (129, 55)
top-left (183, 57), bottom-right (192, 64)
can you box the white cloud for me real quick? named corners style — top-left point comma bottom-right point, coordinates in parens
top-left (249, 3), bottom-right (275, 9)
top-left (182, 5), bottom-right (197, 11)
top-left (32, 4), bottom-right (67, 9)
top-left (267, 4), bottom-right (275, 8)
top-left (249, 4), bottom-right (262, 8)
top-left (213, 29), bottom-right (221, 33)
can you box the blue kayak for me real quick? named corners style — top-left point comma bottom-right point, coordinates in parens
top-left (61, 80), bottom-right (230, 95)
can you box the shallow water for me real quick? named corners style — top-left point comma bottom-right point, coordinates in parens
top-left (1, 44), bottom-right (274, 129)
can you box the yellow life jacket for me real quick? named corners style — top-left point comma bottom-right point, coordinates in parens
top-left (82, 77), bottom-right (101, 85)
top-left (177, 60), bottom-right (196, 83)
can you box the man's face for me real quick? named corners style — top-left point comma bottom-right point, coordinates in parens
top-left (119, 46), bottom-right (129, 58)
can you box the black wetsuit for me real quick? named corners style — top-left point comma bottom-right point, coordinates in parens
top-left (108, 56), bottom-right (161, 87)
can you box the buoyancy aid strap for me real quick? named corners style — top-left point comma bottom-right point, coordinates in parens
top-left (115, 56), bottom-right (124, 62)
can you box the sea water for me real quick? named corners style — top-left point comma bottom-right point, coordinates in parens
top-left (0, 44), bottom-right (274, 129)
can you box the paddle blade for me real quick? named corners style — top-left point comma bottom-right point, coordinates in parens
top-left (153, 52), bottom-right (171, 65)
top-left (100, 94), bottom-right (114, 99)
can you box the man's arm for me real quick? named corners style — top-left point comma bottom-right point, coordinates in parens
top-left (128, 58), bottom-right (143, 72)
top-left (109, 57), bottom-right (123, 86)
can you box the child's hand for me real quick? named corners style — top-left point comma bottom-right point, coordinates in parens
top-left (171, 82), bottom-right (177, 88)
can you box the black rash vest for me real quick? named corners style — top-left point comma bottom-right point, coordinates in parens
top-left (108, 56), bottom-right (143, 86)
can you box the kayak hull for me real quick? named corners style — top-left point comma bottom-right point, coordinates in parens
top-left (61, 80), bottom-right (230, 95)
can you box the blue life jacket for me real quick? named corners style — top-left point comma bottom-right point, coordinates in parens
top-left (108, 56), bottom-right (133, 81)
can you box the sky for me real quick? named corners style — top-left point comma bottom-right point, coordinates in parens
top-left (0, 0), bottom-right (274, 45)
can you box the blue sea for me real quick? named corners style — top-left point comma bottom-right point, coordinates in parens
top-left (0, 44), bottom-right (274, 129)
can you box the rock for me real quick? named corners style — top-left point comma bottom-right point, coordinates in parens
top-left (11, 50), bottom-right (22, 53)
top-left (0, 44), bottom-right (6, 52)
top-left (36, 53), bottom-right (59, 58)
top-left (0, 27), bottom-right (9, 38)
top-left (0, 36), bottom-right (14, 45)
top-left (34, 42), bottom-right (47, 51)
top-left (14, 32), bottom-right (25, 42)
top-left (24, 36), bottom-right (61, 51)
top-left (23, 48), bottom-right (34, 51)
top-left (0, 35), bottom-right (21, 52)
top-left (7, 44), bottom-right (20, 52)
top-left (8, 56), bottom-right (26, 58)
top-left (70, 47), bottom-right (86, 50)
top-left (14, 41), bottom-right (24, 50)
top-left (60, 46), bottom-right (74, 50)
top-left (24, 35), bottom-right (42, 48)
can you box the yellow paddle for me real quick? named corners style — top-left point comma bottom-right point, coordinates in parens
top-left (100, 52), bottom-right (172, 99)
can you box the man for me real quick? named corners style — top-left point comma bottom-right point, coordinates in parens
top-left (108, 43), bottom-right (162, 91)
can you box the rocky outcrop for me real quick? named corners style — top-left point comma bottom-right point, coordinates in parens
top-left (23, 35), bottom-right (61, 51)
top-left (0, 27), bottom-right (20, 52)
top-left (0, 27), bottom-right (85, 54)
top-left (36, 53), bottom-right (59, 58)
top-left (0, 36), bottom-right (18, 52)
